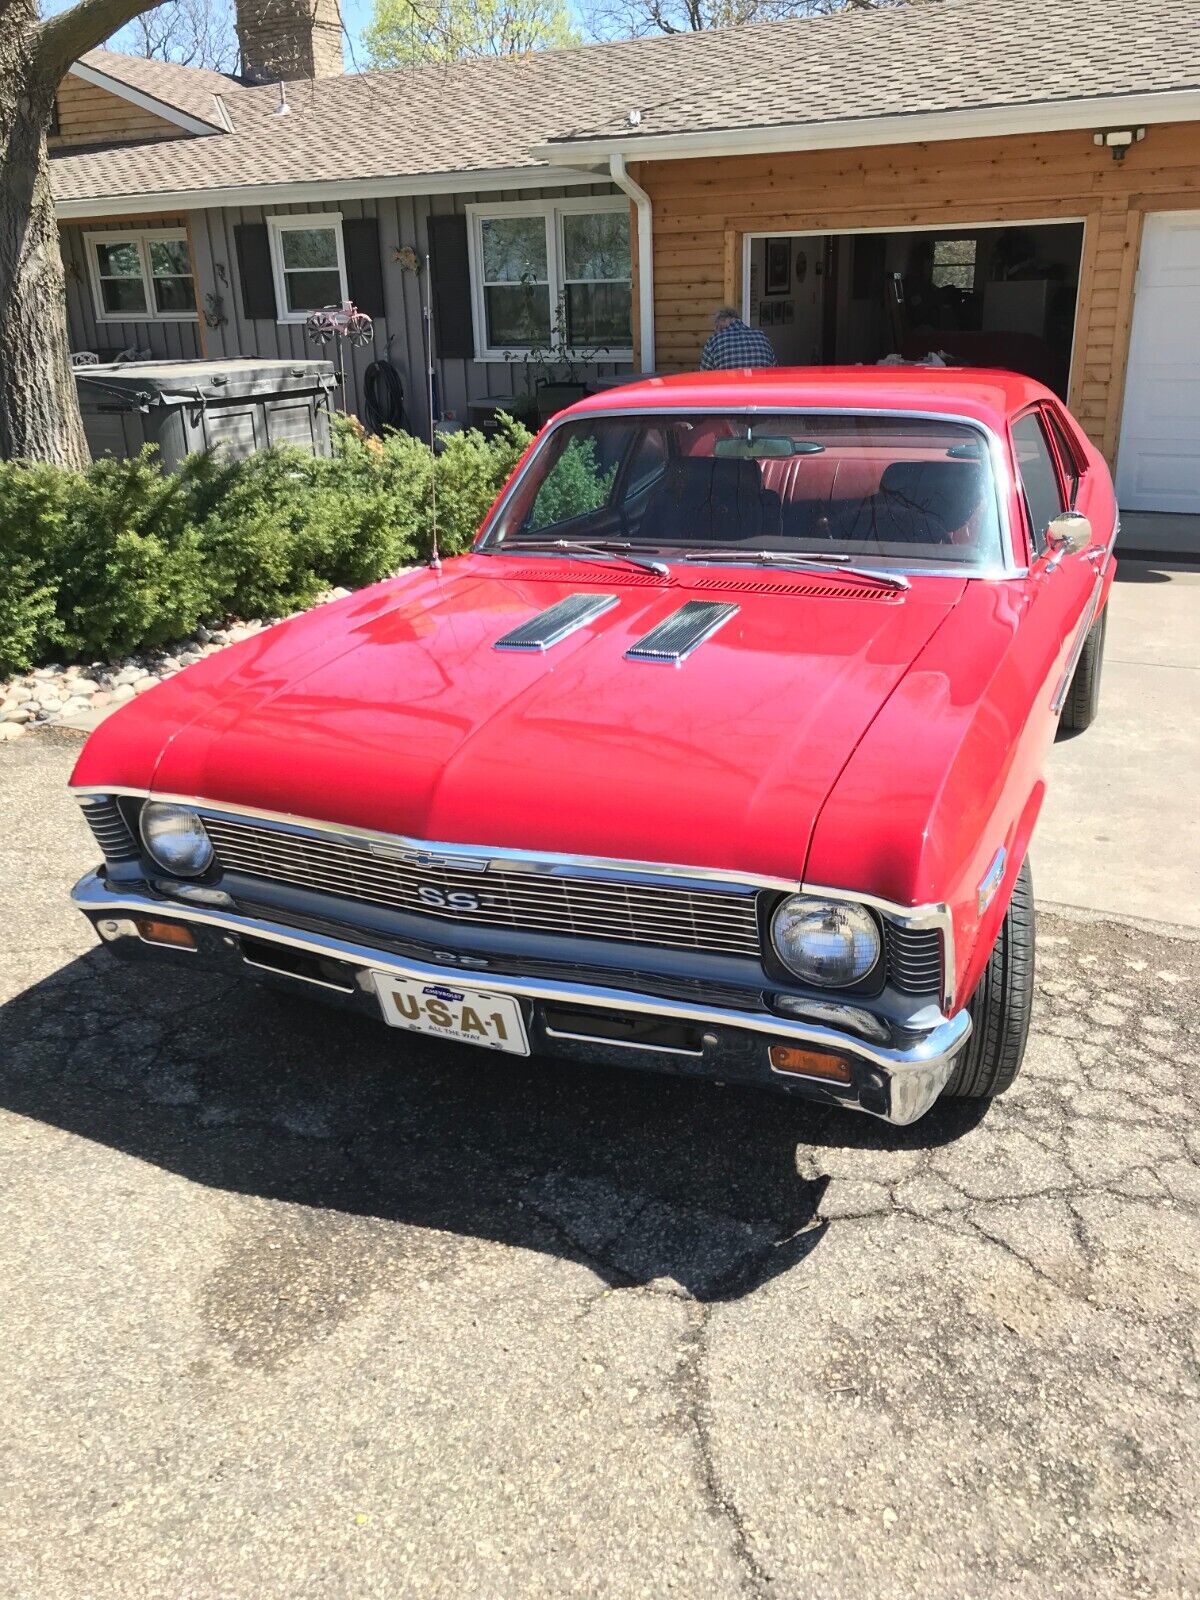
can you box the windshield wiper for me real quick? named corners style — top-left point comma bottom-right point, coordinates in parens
top-left (489, 540), bottom-right (670, 577)
top-left (681, 549), bottom-right (910, 592)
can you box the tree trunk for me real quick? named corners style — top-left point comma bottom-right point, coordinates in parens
top-left (0, 5), bottom-right (91, 469)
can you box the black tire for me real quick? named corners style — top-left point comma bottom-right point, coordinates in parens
top-left (942, 856), bottom-right (1035, 1100)
top-left (1059, 605), bottom-right (1107, 735)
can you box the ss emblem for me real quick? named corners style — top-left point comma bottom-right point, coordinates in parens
top-left (418, 885), bottom-right (483, 912)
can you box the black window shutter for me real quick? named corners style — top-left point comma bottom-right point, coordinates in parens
top-left (427, 213), bottom-right (475, 360)
top-left (343, 216), bottom-right (385, 318)
top-left (234, 223), bottom-right (277, 320)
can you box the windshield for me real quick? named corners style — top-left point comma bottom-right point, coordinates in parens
top-left (484, 411), bottom-right (1006, 570)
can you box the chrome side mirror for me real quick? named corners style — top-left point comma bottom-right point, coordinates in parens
top-left (1046, 511), bottom-right (1091, 555)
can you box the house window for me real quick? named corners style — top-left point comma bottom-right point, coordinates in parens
top-left (84, 229), bottom-right (196, 321)
top-left (467, 200), bottom-right (632, 361)
top-left (479, 215), bottom-right (551, 349)
top-left (931, 237), bottom-right (977, 291)
top-left (267, 213), bottom-right (348, 321)
top-left (561, 210), bottom-right (632, 347)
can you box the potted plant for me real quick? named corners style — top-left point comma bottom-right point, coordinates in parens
top-left (504, 287), bottom-right (608, 426)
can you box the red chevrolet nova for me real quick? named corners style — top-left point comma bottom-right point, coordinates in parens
top-left (69, 369), bottom-right (1115, 1125)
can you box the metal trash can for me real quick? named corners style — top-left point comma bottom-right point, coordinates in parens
top-left (75, 359), bottom-right (338, 469)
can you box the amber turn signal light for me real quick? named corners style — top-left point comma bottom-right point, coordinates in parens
top-left (769, 1045), bottom-right (852, 1083)
top-left (135, 917), bottom-right (197, 950)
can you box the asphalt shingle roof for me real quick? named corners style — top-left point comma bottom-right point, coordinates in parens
top-left (545, 0), bottom-right (1200, 145)
top-left (52, 0), bottom-right (1200, 208)
top-left (76, 48), bottom-right (252, 132)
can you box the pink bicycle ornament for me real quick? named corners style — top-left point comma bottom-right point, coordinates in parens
top-left (305, 301), bottom-right (374, 348)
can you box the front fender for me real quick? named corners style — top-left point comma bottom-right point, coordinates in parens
top-left (803, 577), bottom-right (1054, 1010)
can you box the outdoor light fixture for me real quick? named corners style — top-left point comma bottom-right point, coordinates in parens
top-left (1093, 127), bottom-right (1145, 162)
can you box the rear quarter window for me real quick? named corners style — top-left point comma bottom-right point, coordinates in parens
top-left (1012, 411), bottom-right (1066, 555)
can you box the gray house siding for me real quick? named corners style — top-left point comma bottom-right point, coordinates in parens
top-left (63, 182), bottom-right (629, 441)
top-left (61, 217), bottom-right (203, 362)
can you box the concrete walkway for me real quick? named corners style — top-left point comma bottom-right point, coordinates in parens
top-left (1039, 561), bottom-right (1200, 929)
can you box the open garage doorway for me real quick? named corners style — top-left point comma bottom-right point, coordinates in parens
top-left (743, 220), bottom-right (1085, 399)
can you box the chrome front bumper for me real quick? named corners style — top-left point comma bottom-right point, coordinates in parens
top-left (72, 870), bottom-right (971, 1125)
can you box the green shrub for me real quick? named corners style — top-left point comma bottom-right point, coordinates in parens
top-left (0, 411), bottom-right (533, 676)
top-left (0, 460), bottom-right (74, 671)
top-left (51, 454), bottom-right (216, 661)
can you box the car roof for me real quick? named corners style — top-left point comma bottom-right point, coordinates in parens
top-left (569, 367), bottom-right (1056, 435)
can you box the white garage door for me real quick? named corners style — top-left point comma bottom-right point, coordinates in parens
top-left (1116, 211), bottom-right (1200, 514)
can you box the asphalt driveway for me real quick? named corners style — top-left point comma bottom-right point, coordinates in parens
top-left (2, 728), bottom-right (1199, 1598)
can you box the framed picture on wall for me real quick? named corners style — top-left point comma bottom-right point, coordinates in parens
top-left (765, 237), bottom-right (791, 295)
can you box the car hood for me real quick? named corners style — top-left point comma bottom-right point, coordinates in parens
top-left (79, 557), bottom-right (965, 882)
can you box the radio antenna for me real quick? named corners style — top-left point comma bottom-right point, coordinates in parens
top-left (423, 251), bottom-right (440, 572)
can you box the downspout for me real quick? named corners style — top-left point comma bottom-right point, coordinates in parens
top-left (608, 153), bottom-right (655, 372)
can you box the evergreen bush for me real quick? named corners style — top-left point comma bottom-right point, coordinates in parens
top-left (0, 412), bottom-right (532, 677)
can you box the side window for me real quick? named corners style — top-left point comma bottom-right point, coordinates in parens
top-left (1044, 406), bottom-right (1082, 508)
top-left (1012, 411), bottom-right (1066, 555)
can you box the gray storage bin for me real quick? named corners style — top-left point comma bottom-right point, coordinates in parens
top-left (75, 359), bottom-right (338, 469)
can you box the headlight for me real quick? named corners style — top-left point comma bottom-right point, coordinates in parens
top-left (140, 802), bottom-right (213, 876)
top-left (771, 896), bottom-right (881, 987)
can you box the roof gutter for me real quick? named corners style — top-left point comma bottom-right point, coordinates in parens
top-left (53, 164), bottom-right (607, 220)
top-left (608, 153), bottom-right (654, 370)
top-left (532, 87), bottom-right (1200, 166)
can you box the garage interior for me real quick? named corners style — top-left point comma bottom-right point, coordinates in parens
top-left (746, 221), bottom-right (1085, 401)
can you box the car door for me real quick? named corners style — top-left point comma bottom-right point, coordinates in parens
top-left (1010, 405), bottom-right (1101, 737)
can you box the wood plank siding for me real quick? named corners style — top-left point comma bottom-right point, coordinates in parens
top-left (635, 121), bottom-right (1200, 463)
top-left (50, 75), bottom-right (185, 148)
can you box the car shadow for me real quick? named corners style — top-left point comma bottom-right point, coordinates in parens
top-left (1113, 559), bottom-right (1182, 583)
top-left (0, 949), bottom-right (987, 1303)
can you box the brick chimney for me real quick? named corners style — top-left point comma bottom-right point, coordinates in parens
top-left (237, 0), bottom-right (344, 84)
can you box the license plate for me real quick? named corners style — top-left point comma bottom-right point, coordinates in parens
top-left (372, 973), bottom-right (530, 1056)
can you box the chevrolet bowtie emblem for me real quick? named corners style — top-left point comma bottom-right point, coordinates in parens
top-left (367, 841), bottom-right (490, 872)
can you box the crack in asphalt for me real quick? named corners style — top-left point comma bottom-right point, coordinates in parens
top-left (674, 1305), bottom-right (772, 1597)
top-left (3, 743), bottom-right (1200, 1595)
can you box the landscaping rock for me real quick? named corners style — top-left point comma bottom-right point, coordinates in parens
top-left (0, 584), bottom-right (356, 738)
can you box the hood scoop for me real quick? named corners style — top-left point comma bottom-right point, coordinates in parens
top-left (494, 592), bottom-right (618, 653)
top-left (626, 600), bottom-right (739, 664)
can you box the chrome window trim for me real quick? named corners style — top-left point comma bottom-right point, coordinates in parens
top-left (73, 783), bottom-right (956, 1001)
top-left (477, 404), bottom-right (1022, 577)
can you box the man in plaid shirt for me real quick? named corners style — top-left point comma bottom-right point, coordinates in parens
top-left (699, 306), bottom-right (777, 370)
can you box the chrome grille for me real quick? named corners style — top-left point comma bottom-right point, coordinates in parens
top-left (205, 816), bottom-right (763, 958)
top-left (80, 797), bottom-right (138, 862)
top-left (235, 898), bottom-right (768, 1010)
top-left (886, 924), bottom-right (943, 995)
